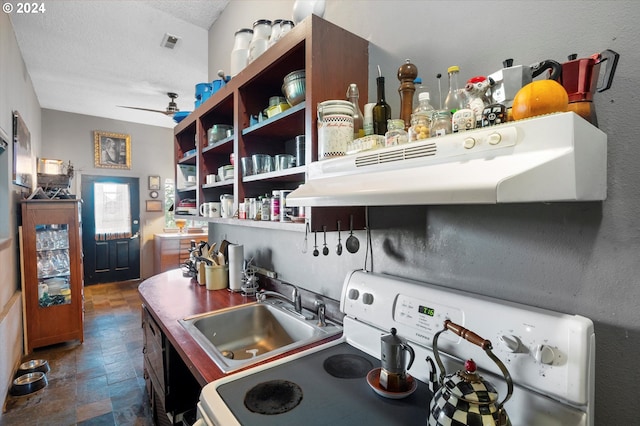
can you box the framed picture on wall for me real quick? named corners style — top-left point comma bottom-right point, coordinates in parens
top-left (148, 175), bottom-right (160, 190)
top-left (94, 130), bottom-right (131, 169)
top-left (12, 111), bottom-right (33, 189)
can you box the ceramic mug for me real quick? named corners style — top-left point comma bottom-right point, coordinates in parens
top-left (199, 203), bottom-right (211, 217)
top-left (209, 202), bottom-right (221, 218)
top-left (220, 194), bottom-right (234, 218)
top-left (206, 174), bottom-right (217, 184)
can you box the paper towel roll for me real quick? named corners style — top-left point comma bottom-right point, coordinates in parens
top-left (228, 244), bottom-right (244, 291)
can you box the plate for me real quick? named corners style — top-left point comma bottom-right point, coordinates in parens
top-left (366, 367), bottom-right (417, 399)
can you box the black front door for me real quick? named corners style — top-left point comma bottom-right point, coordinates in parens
top-left (81, 175), bottom-right (140, 284)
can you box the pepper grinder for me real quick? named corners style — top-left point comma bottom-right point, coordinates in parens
top-left (397, 59), bottom-right (418, 130)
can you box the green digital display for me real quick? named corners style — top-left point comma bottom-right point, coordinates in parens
top-left (418, 305), bottom-right (435, 317)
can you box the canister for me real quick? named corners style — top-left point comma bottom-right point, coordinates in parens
top-left (317, 100), bottom-right (354, 160)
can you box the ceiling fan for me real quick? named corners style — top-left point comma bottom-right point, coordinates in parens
top-left (118, 92), bottom-right (180, 116)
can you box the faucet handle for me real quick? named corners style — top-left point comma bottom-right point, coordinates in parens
top-left (315, 300), bottom-right (327, 327)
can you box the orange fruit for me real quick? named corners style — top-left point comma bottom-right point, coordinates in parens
top-left (511, 79), bottom-right (569, 120)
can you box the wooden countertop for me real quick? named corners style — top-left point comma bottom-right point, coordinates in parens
top-left (153, 232), bottom-right (208, 239)
top-left (138, 269), bottom-right (341, 386)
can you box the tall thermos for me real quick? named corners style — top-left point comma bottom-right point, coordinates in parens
top-left (228, 244), bottom-right (244, 292)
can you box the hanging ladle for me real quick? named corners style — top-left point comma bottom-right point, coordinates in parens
top-left (346, 214), bottom-right (360, 254)
top-left (313, 230), bottom-right (319, 257)
top-left (322, 226), bottom-right (329, 256)
top-left (336, 220), bottom-right (343, 255)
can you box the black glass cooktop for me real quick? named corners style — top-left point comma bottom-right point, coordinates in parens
top-left (216, 342), bottom-right (431, 425)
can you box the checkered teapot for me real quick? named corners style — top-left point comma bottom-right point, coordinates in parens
top-left (426, 320), bottom-right (514, 426)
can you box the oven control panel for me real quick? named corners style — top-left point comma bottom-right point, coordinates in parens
top-left (340, 270), bottom-right (594, 407)
top-left (393, 294), bottom-right (464, 345)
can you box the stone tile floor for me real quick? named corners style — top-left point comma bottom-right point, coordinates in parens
top-left (1, 280), bottom-right (153, 425)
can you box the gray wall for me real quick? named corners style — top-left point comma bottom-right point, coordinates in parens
top-left (41, 109), bottom-right (175, 279)
top-left (208, 0), bottom-right (640, 422)
top-left (0, 11), bottom-right (42, 412)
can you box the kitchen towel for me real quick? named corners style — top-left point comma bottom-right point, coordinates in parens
top-left (228, 244), bottom-right (244, 291)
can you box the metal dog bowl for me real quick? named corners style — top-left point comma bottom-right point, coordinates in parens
top-left (10, 372), bottom-right (48, 396)
top-left (16, 359), bottom-right (50, 376)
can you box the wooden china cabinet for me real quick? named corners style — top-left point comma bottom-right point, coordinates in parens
top-left (19, 199), bottom-right (84, 353)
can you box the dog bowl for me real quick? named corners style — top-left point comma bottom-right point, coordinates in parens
top-left (10, 372), bottom-right (48, 396)
top-left (16, 359), bottom-right (50, 376)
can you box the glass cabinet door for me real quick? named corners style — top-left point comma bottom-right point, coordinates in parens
top-left (35, 224), bottom-right (71, 307)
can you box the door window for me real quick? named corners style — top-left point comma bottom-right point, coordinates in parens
top-left (94, 182), bottom-right (132, 239)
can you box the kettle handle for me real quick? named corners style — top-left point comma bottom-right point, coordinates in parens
top-left (531, 59), bottom-right (563, 81)
top-left (596, 49), bottom-right (620, 93)
top-left (432, 320), bottom-right (514, 409)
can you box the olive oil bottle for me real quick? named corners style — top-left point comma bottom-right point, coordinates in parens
top-left (373, 68), bottom-right (391, 135)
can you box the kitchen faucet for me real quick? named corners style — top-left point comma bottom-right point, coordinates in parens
top-left (257, 282), bottom-right (302, 314)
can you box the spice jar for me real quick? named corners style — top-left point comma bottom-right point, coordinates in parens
top-left (385, 119), bottom-right (408, 147)
top-left (430, 110), bottom-right (452, 137)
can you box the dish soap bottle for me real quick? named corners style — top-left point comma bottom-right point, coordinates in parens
top-left (373, 66), bottom-right (392, 135)
top-left (346, 83), bottom-right (365, 139)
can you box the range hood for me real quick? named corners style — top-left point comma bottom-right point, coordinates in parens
top-left (287, 112), bottom-right (607, 207)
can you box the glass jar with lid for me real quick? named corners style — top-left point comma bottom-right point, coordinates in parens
top-left (230, 28), bottom-right (253, 76)
top-left (248, 19), bottom-right (272, 63)
top-left (268, 19), bottom-right (283, 47)
top-left (385, 119), bottom-right (409, 147)
top-left (280, 20), bottom-right (294, 38)
top-left (430, 110), bottom-right (452, 137)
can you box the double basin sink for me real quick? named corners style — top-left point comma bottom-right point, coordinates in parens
top-left (179, 300), bottom-right (342, 373)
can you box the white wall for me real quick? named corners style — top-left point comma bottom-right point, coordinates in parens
top-left (40, 109), bottom-right (174, 279)
top-left (0, 11), bottom-right (41, 414)
top-left (207, 1), bottom-right (640, 423)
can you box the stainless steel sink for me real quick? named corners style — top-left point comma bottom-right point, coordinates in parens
top-left (179, 301), bottom-right (342, 373)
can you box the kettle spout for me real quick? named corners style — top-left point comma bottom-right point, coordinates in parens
top-left (426, 356), bottom-right (439, 394)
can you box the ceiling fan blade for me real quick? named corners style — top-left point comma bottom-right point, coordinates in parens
top-left (118, 105), bottom-right (174, 115)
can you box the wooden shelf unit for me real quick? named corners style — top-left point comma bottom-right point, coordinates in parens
top-left (174, 15), bottom-right (368, 232)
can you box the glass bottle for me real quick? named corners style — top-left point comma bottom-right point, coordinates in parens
top-left (385, 119), bottom-right (408, 147)
top-left (261, 194), bottom-right (271, 221)
top-left (409, 92), bottom-right (435, 141)
top-left (270, 190), bottom-right (280, 222)
top-left (413, 77), bottom-right (428, 110)
top-left (430, 110), bottom-right (452, 137)
top-left (373, 76), bottom-right (391, 135)
top-left (346, 83), bottom-right (365, 139)
top-left (444, 66), bottom-right (466, 115)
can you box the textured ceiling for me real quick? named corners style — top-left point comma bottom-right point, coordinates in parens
top-left (9, 0), bottom-right (229, 128)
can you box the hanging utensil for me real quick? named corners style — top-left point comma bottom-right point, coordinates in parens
top-left (336, 220), bottom-right (343, 255)
top-left (301, 222), bottom-right (309, 254)
top-left (313, 230), bottom-right (319, 257)
top-left (363, 207), bottom-right (372, 272)
top-left (346, 214), bottom-right (360, 254)
top-left (322, 226), bottom-right (329, 256)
